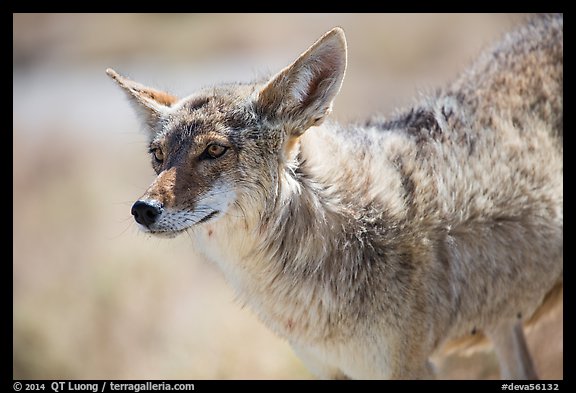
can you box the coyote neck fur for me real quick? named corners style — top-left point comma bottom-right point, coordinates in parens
top-left (261, 145), bottom-right (373, 286)
top-left (209, 126), bottom-right (424, 344)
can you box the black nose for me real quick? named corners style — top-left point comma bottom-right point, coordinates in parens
top-left (131, 200), bottom-right (163, 227)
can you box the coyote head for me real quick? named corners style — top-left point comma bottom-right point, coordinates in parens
top-left (108, 28), bottom-right (347, 236)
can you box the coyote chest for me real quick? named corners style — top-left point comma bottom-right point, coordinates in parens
top-left (193, 215), bottom-right (346, 342)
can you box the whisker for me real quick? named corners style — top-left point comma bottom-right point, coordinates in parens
top-left (108, 220), bottom-right (136, 239)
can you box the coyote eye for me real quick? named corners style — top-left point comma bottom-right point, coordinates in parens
top-left (149, 147), bottom-right (164, 163)
top-left (204, 144), bottom-right (228, 159)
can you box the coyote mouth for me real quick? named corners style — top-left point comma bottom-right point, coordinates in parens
top-left (147, 210), bottom-right (221, 237)
top-left (198, 210), bottom-right (220, 224)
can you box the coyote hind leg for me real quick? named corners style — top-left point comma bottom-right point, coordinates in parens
top-left (487, 319), bottom-right (538, 380)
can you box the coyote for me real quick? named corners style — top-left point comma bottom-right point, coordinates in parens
top-left (107, 14), bottom-right (562, 379)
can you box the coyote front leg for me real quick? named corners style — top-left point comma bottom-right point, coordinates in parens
top-left (488, 320), bottom-right (538, 380)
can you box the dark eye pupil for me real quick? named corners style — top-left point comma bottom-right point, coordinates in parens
top-left (149, 147), bottom-right (164, 163)
top-left (208, 145), bottom-right (225, 158)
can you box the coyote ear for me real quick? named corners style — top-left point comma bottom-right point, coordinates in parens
top-left (106, 68), bottom-right (178, 134)
top-left (257, 27), bottom-right (347, 136)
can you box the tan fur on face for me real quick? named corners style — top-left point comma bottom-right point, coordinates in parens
top-left (109, 16), bottom-right (563, 380)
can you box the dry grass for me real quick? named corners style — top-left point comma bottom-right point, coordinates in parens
top-left (13, 13), bottom-right (561, 379)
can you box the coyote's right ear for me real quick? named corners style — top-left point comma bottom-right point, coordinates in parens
top-left (106, 68), bottom-right (178, 135)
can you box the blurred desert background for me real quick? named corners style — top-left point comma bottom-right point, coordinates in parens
top-left (13, 13), bottom-right (562, 380)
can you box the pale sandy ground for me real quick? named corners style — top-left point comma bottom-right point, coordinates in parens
top-left (13, 13), bottom-right (562, 379)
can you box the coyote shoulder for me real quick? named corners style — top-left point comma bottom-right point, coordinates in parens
top-left (107, 14), bottom-right (563, 379)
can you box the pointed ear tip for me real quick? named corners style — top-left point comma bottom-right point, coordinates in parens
top-left (105, 68), bottom-right (119, 79)
top-left (318, 28), bottom-right (347, 59)
top-left (326, 27), bottom-right (347, 45)
top-left (329, 26), bottom-right (345, 36)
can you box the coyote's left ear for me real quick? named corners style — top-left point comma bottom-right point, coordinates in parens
top-left (257, 27), bottom-right (347, 136)
top-left (106, 68), bottom-right (178, 135)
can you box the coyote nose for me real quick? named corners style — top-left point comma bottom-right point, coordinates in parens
top-left (131, 200), bottom-right (163, 227)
